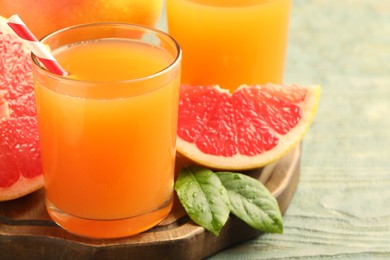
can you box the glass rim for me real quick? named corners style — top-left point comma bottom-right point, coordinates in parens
top-left (31, 22), bottom-right (182, 85)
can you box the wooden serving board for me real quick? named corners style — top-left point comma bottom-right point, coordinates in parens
top-left (0, 145), bottom-right (301, 259)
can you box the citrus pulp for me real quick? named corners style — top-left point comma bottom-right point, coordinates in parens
top-left (0, 26), bottom-right (43, 201)
top-left (177, 84), bottom-right (320, 170)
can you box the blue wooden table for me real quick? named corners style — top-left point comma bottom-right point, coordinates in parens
top-left (160, 0), bottom-right (390, 258)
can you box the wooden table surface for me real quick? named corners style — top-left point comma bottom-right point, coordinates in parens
top-left (159, 0), bottom-right (390, 259)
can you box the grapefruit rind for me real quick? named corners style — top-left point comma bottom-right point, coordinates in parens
top-left (0, 175), bottom-right (43, 201)
top-left (177, 85), bottom-right (321, 171)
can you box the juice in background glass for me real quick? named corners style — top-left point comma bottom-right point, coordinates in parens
top-left (166, 0), bottom-right (291, 92)
top-left (32, 23), bottom-right (182, 238)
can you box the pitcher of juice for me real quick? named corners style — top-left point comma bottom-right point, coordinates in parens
top-left (166, 0), bottom-right (291, 92)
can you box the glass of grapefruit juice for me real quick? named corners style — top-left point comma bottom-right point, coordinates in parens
top-left (166, 0), bottom-right (291, 92)
top-left (31, 23), bottom-right (182, 238)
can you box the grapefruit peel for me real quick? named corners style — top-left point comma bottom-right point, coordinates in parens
top-left (0, 171), bottom-right (43, 202)
top-left (177, 84), bottom-right (321, 171)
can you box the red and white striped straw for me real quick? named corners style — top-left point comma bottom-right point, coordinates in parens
top-left (6, 15), bottom-right (68, 76)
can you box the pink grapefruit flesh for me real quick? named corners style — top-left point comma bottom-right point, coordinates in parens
top-left (177, 84), bottom-right (320, 170)
top-left (0, 30), bottom-right (43, 201)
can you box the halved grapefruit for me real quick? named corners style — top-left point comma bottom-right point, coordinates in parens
top-left (177, 84), bottom-right (320, 170)
top-left (0, 23), bottom-right (43, 201)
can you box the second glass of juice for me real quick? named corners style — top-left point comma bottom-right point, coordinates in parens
top-left (31, 23), bottom-right (182, 238)
top-left (166, 0), bottom-right (291, 92)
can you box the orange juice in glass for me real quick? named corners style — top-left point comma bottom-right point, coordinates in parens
top-left (166, 0), bottom-right (291, 92)
top-left (32, 23), bottom-right (182, 238)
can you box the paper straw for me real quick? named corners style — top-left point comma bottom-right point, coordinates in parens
top-left (6, 15), bottom-right (68, 76)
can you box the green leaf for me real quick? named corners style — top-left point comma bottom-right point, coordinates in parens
top-left (216, 171), bottom-right (283, 234)
top-left (175, 166), bottom-right (230, 236)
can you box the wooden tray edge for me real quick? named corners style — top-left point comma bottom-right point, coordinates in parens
top-left (0, 145), bottom-right (301, 259)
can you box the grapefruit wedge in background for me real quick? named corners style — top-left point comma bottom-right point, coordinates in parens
top-left (0, 0), bottom-right (164, 39)
top-left (177, 84), bottom-right (320, 171)
top-left (0, 23), bottom-right (43, 201)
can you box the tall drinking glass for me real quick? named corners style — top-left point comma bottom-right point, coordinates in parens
top-left (166, 0), bottom-right (291, 92)
top-left (32, 23), bottom-right (182, 238)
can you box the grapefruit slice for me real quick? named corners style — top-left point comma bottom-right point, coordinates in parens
top-left (0, 25), bottom-right (43, 201)
top-left (177, 84), bottom-right (320, 170)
